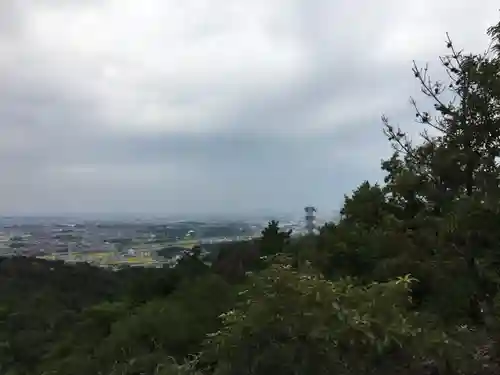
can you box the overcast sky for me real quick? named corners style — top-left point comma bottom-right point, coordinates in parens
top-left (0, 1), bottom-right (499, 219)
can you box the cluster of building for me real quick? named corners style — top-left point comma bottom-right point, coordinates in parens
top-left (0, 222), bottom-right (191, 267)
top-left (0, 207), bottom-right (321, 269)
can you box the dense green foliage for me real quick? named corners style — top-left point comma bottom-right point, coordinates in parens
top-left (2, 19), bottom-right (500, 375)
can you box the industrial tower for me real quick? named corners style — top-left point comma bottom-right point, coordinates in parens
top-left (304, 206), bottom-right (317, 235)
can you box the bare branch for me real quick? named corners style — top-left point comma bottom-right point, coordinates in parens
top-left (409, 97), bottom-right (446, 133)
top-left (412, 61), bottom-right (449, 111)
top-left (382, 115), bottom-right (416, 158)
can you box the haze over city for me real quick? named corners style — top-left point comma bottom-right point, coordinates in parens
top-left (1, 0), bottom-right (499, 218)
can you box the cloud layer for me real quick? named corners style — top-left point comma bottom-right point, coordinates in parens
top-left (0, 0), bottom-right (499, 218)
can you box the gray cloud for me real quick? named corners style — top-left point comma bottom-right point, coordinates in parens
top-left (0, 0), bottom-right (499, 217)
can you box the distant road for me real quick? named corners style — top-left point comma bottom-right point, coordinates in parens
top-left (198, 234), bottom-right (260, 245)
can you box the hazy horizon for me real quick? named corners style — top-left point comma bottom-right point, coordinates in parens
top-left (0, 209), bottom-right (335, 221)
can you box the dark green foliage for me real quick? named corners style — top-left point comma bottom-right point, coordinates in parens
top-left (0, 258), bottom-right (125, 375)
top-left (203, 262), bottom-right (465, 375)
top-left (40, 274), bottom-right (234, 375)
top-left (211, 240), bottom-right (260, 282)
top-left (259, 220), bottom-right (292, 257)
top-left (340, 181), bottom-right (389, 228)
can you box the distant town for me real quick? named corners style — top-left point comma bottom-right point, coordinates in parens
top-left (0, 209), bottom-right (326, 270)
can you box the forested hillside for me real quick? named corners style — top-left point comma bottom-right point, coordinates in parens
top-left (1, 18), bottom-right (500, 375)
